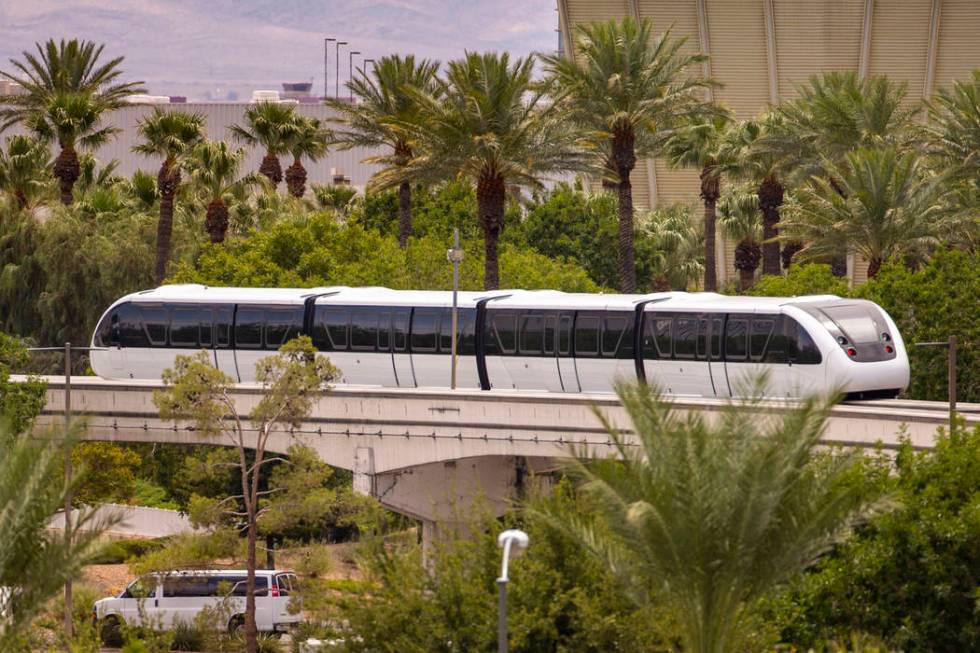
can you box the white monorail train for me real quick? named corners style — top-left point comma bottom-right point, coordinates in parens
top-left (90, 285), bottom-right (910, 400)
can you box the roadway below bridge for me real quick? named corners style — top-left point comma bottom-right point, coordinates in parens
top-left (23, 375), bottom-right (976, 546)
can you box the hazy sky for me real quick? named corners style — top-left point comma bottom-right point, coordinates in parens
top-left (0, 0), bottom-right (560, 100)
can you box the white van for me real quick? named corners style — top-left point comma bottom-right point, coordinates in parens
top-left (93, 569), bottom-right (300, 637)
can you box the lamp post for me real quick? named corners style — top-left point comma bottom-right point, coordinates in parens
top-left (335, 41), bottom-right (347, 98)
top-left (496, 529), bottom-right (529, 653)
top-left (363, 58), bottom-right (375, 84)
top-left (447, 228), bottom-right (464, 389)
top-left (324, 38), bottom-right (335, 99)
top-left (348, 51), bottom-right (361, 102)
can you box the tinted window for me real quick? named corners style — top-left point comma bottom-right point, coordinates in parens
top-left (450, 309), bottom-right (477, 355)
top-left (199, 309), bottom-right (213, 347)
top-left (351, 310), bottom-right (378, 351)
top-left (312, 306), bottom-right (349, 351)
top-left (764, 317), bottom-right (790, 364)
top-left (726, 319), bottom-right (748, 361)
top-left (266, 308), bottom-right (303, 349)
top-left (558, 315), bottom-right (572, 355)
top-left (215, 308), bottom-right (232, 347)
top-left (603, 315), bottom-right (631, 358)
top-left (412, 310), bottom-right (439, 352)
top-left (674, 317), bottom-right (697, 359)
top-left (821, 305), bottom-right (881, 343)
top-left (163, 576), bottom-right (210, 598)
top-left (697, 318), bottom-right (722, 361)
top-left (574, 315), bottom-right (600, 356)
top-left (170, 307), bottom-right (200, 347)
top-left (140, 306), bottom-right (168, 346)
top-left (750, 319), bottom-right (774, 361)
top-left (377, 311), bottom-right (391, 351)
top-left (520, 314), bottom-right (544, 355)
top-left (654, 318), bottom-right (672, 358)
top-left (236, 308), bottom-right (264, 349)
top-left (115, 303), bottom-right (150, 348)
top-left (392, 311), bottom-right (409, 352)
top-left (543, 314), bottom-right (557, 355)
top-left (490, 312), bottom-right (517, 354)
top-left (793, 321), bottom-right (822, 364)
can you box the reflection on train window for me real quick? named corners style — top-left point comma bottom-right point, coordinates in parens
top-left (140, 306), bottom-right (168, 346)
top-left (235, 309), bottom-right (264, 349)
top-left (558, 316), bottom-right (572, 355)
top-left (215, 308), bottom-right (232, 348)
top-left (750, 319), bottom-right (774, 361)
top-left (725, 319), bottom-right (748, 360)
top-left (603, 316), bottom-right (628, 357)
top-left (170, 308), bottom-right (200, 347)
top-left (377, 311), bottom-right (390, 351)
top-left (654, 318), bottom-right (672, 358)
top-left (491, 313), bottom-right (517, 354)
top-left (199, 310), bottom-right (213, 347)
top-left (520, 315), bottom-right (543, 355)
top-left (574, 315), bottom-right (600, 356)
top-left (266, 309), bottom-right (302, 349)
top-left (392, 312), bottom-right (409, 352)
top-left (412, 311), bottom-right (439, 352)
top-left (674, 318), bottom-right (697, 359)
top-left (350, 311), bottom-right (377, 351)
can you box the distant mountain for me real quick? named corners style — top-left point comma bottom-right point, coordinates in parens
top-left (0, 0), bottom-right (556, 100)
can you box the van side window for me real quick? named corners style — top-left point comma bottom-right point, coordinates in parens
top-left (163, 577), bottom-right (211, 598)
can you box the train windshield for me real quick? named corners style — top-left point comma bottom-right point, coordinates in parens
top-left (818, 304), bottom-right (884, 343)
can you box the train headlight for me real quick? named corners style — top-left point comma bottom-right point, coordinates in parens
top-left (837, 336), bottom-right (848, 345)
top-left (881, 332), bottom-right (891, 342)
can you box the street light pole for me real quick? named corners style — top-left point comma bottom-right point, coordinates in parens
top-left (496, 529), bottom-right (529, 653)
top-left (324, 38), bottom-right (335, 99)
top-left (447, 229), bottom-right (464, 389)
top-left (63, 342), bottom-right (72, 637)
top-left (335, 41), bottom-right (347, 99)
top-left (348, 51), bottom-right (361, 102)
top-left (363, 58), bottom-right (375, 84)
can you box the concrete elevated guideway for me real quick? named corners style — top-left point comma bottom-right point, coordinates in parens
top-left (28, 376), bottom-right (976, 539)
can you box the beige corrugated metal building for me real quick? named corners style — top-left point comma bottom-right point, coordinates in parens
top-left (557, 0), bottom-right (980, 285)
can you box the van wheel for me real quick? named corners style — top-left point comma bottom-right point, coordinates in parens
top-left (228, 614), bottom-right (245, 634)
top-left (100, 615), bottom-right (123, 647)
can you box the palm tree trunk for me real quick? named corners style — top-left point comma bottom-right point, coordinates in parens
top-left (53, 144), bottom-right (80, 206)
top-left (866, 256), bottom-right (883, 278)
top-left (285, 158), bottom-right (307, 197)
top-left (205, 198), bottom-right (229, 243)
top-left (154, 160), bottom-right (180, 286)
top-left (781, 240), bottom-right (803, 269)
top-left (757, 175), bottom-right (783, 276)
top-left (397, 181), bottom-right (412, 248)
top-left (612, 129), bottom-right (637, 293)
top-left (259, 151), bottom-right (283, 186)
top-left (700, 165), bottom-right (720, 292)
top-left (735, 238), bottom-right (762, 291)
top-left (477, 173), bottom-right (506, 290)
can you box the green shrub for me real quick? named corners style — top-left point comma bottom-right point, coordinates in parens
top-left (749, 263), bottom-right (849, 297)
top-left (134, 478), bottom-right (180, 510)
top-left (89, 538), bottom-right (166, 565)
top-left (169, 621), bottom-right (204, 651)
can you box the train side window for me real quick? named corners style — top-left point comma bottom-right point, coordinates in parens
top-left (725, 319), bottom-right (748, 361)
top-left (490, 313), bottom-right (517, 354)
top-left (456, 309), bottom-right (477, 356)
top-left (750, 319), bottom-right (774, 361)
top-left (140, 306), bottom-right (168, 346)
top-left (115, 303), bottom-right (149, 347)
top-left (793, 321), bottom-right (822, 364)
top-left (320, 307), bottom-right (350, 351)
top-left (674, 317), bottom-right (697, 359)
top-left (519, 314), bottom-right (543, 355)
top-left (558, 315), bottom-right (572, 355)
top-left (266, 308), bottom-right (303, 350)
top-left (696, 318), bottom-right (722, 361)
top-left (603, 316), bottom-right (630, 358)
top-left (654, 318), bottom-right (672, 358)
top-left (215, 308), bottom-right (232, 348)
top-left (350, 311), bottom-right (378, 351)
top-left (641, 317), bottom-right (659, 360)
top-left (170, 308), bottom-right (200, 347)
top-left (574, 315), bottom-right (600, 357)
top-left (412, 310), bottom-right (439, 353)
top-left (377, 311), bottom-right (391, 351)
top-left (764, 317), bottom-right (790, 364)
top-left (392, 312), bottom-right (409, 352)
top-left (236, 308), bottom-right (264, 349)
top-left (199, 309), bottom-right (213, 347)
top-left (543, 315), bottom-right (556, 355)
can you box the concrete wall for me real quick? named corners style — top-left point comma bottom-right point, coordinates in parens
top-left (48, 503), bottom-right (198, 538)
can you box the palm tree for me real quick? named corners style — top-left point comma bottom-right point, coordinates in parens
top-left (781, 146), bottom-right (950, 278)
top-left (133, 109), bottom-right (206, 284)
top-left (27, 91), bottom-right (119, 205)
top-left (664, 110), bottom-right (736, 291)
top-left (283, 115), bottom-right (329, 198)
top-left (229, 102), bottom-right (297, 187)
top-left (0, 38), bottom-right (144, 132)
top-left (373, 52), bottom-right (590, 290)
top-left (0, 422), bottom-right (110, 649)
top-left (922, 70), bottom-right (980, 184)
top-left (645, 203), bottom-right (704, 291)
top-left (718, 187), bottom-right (763, 290)
top-left (541, 17), bottom-right (711, 293)
top-left (765, 72), bottom-right (918, 276)
top-left (535, 381), bottom-right (881, 653)
top-left (327, 55), bottom-right (440, 246)
top-left (184, 140), bottom-right (266, 243)
top-left (0, 135), bottom-right (51, 210)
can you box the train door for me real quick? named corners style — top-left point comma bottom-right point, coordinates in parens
top-left (347, 307), bottom-right (397, 386)
top-left (212, 307), bottom-right (238, 381)
top-left (646, 313), bottom-right (714, 397)
top-left (556, 313), bottom-right (579, 392)
top-left (723, 313), bottom-right (789, 398)
top-left (390, 309), bottom-right (414, 387)
top-left (700, 316), bottom-right (726, 397)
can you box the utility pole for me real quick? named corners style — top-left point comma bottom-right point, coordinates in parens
top-left (335, 41), bottom-right (347, 99)
top-left (63, 342), bottom-right (73, 637)
top-left (447, 229), bottom-right (464, 389)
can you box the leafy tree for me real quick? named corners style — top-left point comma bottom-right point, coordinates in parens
top-left (154, 337), bottom-right (340, 653)
top-left (71, 442), bottom-right (142, 506)
top-left (644, 203), bottom-right (704, 291)
top-left (664, 110), bottom-right (737, 291)
top-left (327, 54), bottom-right (441, 246)
top-left (27, 91), bottom-right (120, 205)
top-left (780, 421), bottom-right (980, 651)
top-left (535, 382), bottom-right (883, 653)
top-left (184, 140), bottom-right (266, 243)
top-left (0, 38), bottom-right (144, 130)
top-left (0, 135), bottom-right (51, 210)
top-left (0, 331), bottom-right (45, 434)
top-left (781, 147), bottom-right (951, 277)
top-left (541, 17), bottom-right (710, 292)
top-left (375, 51), bottom-right (589, 289)
top-left (133, 108), bottom-right (206, 284)
top-left (282, 115), bottom-right (329, 198)
top-left (0, 422), bottom-right (111, 650)
top-left (229, 102), bottom-right (297, 187)
top-left (748, 263), bottom-right (849, 298)
top-left (922, 70), bottom-right (980, 183)
top-left (857, 249), bottom-right (979, 403)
